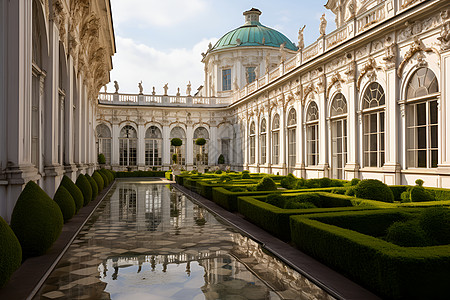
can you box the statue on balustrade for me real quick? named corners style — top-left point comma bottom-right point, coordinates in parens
top-left (138, 81), bottom-right (143, 94)
top-left (320, 13), bottom-right (327, 37)
top-left (114, 80), bottom-right (119, 93)
top-left (186, 81), bottom-right (192, 96)
top-left (298, 25), bottom-right (306, 50)
top-left (163, 83), bottom-right (169, 95)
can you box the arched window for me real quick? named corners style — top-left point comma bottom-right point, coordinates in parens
top-left (170, 126), bottom-right (186, 166)
top-left (362, 82), bottom-right (385, 167)
top-left (287, 109), bottom-right (296, 171)
top-left (249, 122), bottom-right (256, 164)
top-left (119, 125), bottom-right (137, 166)
top-left (260, 119), bottom-right (267, 164)
top-left (96, 124), bottom-right (111, 164)
top-left (272, 114), bottom-right (280, 165)
top-left (193, 127), bottom-right (209, 165)
top-left (306, 102), bottom-right (319, 166)
top-left (406, 68), bottom-right (439, 168)
top-left (330, 93), bottom-right (347, 179)
top-left (145, 126), bottom-right (162, 166)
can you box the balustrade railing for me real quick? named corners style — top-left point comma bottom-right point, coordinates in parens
top-left (98, 93), bottom-right (229, 107)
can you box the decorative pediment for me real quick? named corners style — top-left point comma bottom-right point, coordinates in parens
top-left (326, 71), bottom-right (345, 98)
top-left (357, 56), bottom-right (382, 90)
top-left (303, 82), bottom-right (317, 101)
top-left (397, 37), bottom-right (434, 78)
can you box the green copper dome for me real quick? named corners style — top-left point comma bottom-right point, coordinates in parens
top-left (211, 8), bottom-right (298, 52)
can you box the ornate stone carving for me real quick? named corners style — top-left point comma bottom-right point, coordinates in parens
top-left (317, 74), bottom-right (326, 93)
top-left (303, 82), bottom-right (316, 101)
top-left (345, 60), bottom-right (356, 82)
top-left (438, 10), bottom-right (450, 51)
top-left (52, 0), bottom-right (68, 48)
top-left (357, 56), bottom-right (382, 90)
top-left (383, 39), bottom-right (397, 69)
top-left (397, 37), bottom-right (433, 77)
top-left (326, 71), bottom-right (345, 98)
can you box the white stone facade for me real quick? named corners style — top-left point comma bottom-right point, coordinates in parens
top-left (0, 0), bottom-right (115, 221)
top-left (98, 0), bottom-right (450, 190)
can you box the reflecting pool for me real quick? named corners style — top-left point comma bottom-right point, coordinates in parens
top-left (34, 180), bottom-right (334, 300)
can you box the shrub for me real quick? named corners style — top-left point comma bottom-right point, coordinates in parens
top-left (400, 189), bottom-right (411, 203)
top-left (61, 176), bottom-right (83, 213)
top-left (285, 201), bottom-right (317, 209)
top-left (389, 185), bottom-right (410, 202)
top-left (266, 194), bottom-right (288, 208)
top-left (10, 181), bottom-right (63, 258)
top-left (319, 177), bottom-right (332, 188)
top-left (415, 179), bottom-right (424, 187)
top-left (101, 169), bottom-right (114, 183)
top-left (410, 186), bottom-right (434, 202)
top-left (345, 186), bottom-right (355, 196)
top-left (255, 176), bottom-right (277, 191)
top-left (171, 138), bottom-right (182, 147)
top-left (75, 174), bottom-right (92, 206)
top-left (241, 172), bottom-right (251, 179)
top-left (354, 179), bottom-right (394, 203)
top-left (0, 216), bottom-right (22, 288)
top-left (85, 174), bottom-right (98, 202)
top-left (419, 207), bottom-right (450, 245)
top-left (98, 153), bottom-right (106, 164)
top-left (92, 171), bottom-right (104, 191)
top-left (215, 170), bottom-right (222, 174)
top-left (230, 187), bottom-right (246, 192)
top-left (172, 153), bottom-right (177, 164)
top-left (305, 178), bottom-right (321, 189)
top-left (195, 138), bottom-right (206, 146)
top-left (296, 178), bottom-right (306, 188)
top-left (219, 175), bottom-right (232, 183)
top-left (281, 173), bottom-right (297, 189)
top-left (350, 178), bottom-right (361, 186)
top-left (218, 154), bottom-right (225, 164)
top-left (385, 220), bottom-right (430, 247)
top-left (53, 185), bottom-right (76, 223)
top-left (98, 170), bottom-right (109, 186)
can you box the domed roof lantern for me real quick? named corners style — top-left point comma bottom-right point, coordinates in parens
top-left (243, 8), bottom-right (262, 25)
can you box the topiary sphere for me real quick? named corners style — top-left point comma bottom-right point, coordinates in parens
top-left (410, 186), bottom-right (435, 202)
top-left (10, 181), bottom-right (63, 258)
top-left (0, 216), bottom-right (22, 288)
top-left (98, 170), bottom-right (109, 186)
top-left (195, 138), bottom-right (206, 146)
top-left (92, 171), bottom-right (104, 191)
top-left (386, 220), bottom-right (430, 247)
top-left (319, 177), bottom-right (332, 188)
top-left (101, 169), bottom-right (114, 183)
top-left (53, 185), bottom-right (76, 223)
top-left (241, 172), bottom-right (251, 179)
top-left (354, 179), bottom-right (394, 203)
top-left (350, 178), bottom-right (361, 186)
top-left (76, 174), bottom-right (92, 207)
top-left (85, 174), bottom-right (98, 202)
top-left (256, 176), bottom-right (277, 191)
top-left (419, 207), bottom-right (450, 245)
top-left (171, 138), bottom-right (183, 147)
top-left (98, 153), bottom-right (106, 164)
top-left (61, 176), bottom-right (83, 213)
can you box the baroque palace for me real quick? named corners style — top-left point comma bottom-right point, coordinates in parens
top-left (1, 0), bottom-right (450, 220)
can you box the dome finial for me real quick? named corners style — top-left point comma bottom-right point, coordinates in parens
top-left (243, 8), bottom-right (261, 25)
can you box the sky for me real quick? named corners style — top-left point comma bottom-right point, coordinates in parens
top-left (106, 0), bottom-right (335, 95)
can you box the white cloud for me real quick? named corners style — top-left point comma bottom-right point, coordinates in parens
top-left (112, 0), bottom-right (208, 27)
top-left (106, 36), bottom-right (218, 95)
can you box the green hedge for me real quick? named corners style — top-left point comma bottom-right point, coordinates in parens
top-left (116, 170), bottom-right (166, 178)
top-left (425, 187), bottom-right (450, 201)
top-left (100, 168), bottom-right (114, 183)
top-left (238, 194), bottom-right (382, 241)
top-left (85, 174), bottom-right (98, 202)
top-left (10, 181), bottom-right (63, 258)
top-left (61, 176), bottom-right (83, 213)
top-left (98, 170), bottom-right (109, 186)
top-left (389, 185), bottom-right (410, 202)
top-left (75, 174), bottom-right (92, 207)
top-left (165, 171), bottom-right (173, 180)
top-left (92, 171), bottom-right (104, 192)
top-left (290, 209), bottom-right (450, 299)
top-left (0, 216), bottom-right (22, 288)
top-left (53, 185), bottom-right (76, 223)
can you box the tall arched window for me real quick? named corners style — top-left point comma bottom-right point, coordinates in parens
top-left (306, 102), bottom-right (319, 166)
top-left (330, 93), bottom-right (347, 179)
top-left (145, 126), bottom-right (162, 166)
top-left (272, 114), bottom-right (280, 165)
top-left (249, 122), bottom-right (256, 164)
top-left (406, 68), bottom-right (439, 168)
top-left (362, 82), bottom-right (385, 167)
top-left (96, 124), bottom-right (111, 164)
top-left (287, 109), bottom-right (296, 171)
top-left (170, 126), bottom-right (186, 165)
top-left (119, 125), bottom-right (137, 166)
top-left (193, 127), bottom-right (209, 165)
top-left (260, 119), bottom-right (267, 164)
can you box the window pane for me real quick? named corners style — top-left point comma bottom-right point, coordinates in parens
top-left (431, 150), bottom-right (438, 168)
top-left (430, 125), bottom-right (438, 148)
top-left (222, 69), bottom-right (231, 91)
top-left (417, 127), bottom-right (426, 149)
top-left (429, 100), bottom-right (438, 124)
top-left (416, 103), bottom-right (426, 125)
top-left (418, 150), bottom-right (427, 168)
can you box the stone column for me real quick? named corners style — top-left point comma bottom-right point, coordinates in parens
top-left (111, 123), bottom-right (120, 170)
top-left (438, 48), bottom-right (450, 187)
top-left (64, 55), bottom-right (77, 180)
top-left (137, 123), bottom-right (145, 170)
top-left (209, 126), bottom-right (217, 166)
top-left (186, 126), bottom-right (193, 169)
top-left (162, 125), bottom-right (170, 168)
top-left (280, 102), bottom-right (287, 175)
top-left (318, 78), bottom-right (329, 177)
top-left (296, 99), bottom-right (306, 178)
top-left (383, 66), bottom-right (401, 185)
top-left (255, 115), bottom-right (260, 172)
top-left (344, 67), bottom-right (359, 180)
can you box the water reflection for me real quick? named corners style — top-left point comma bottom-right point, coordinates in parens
top-left (33, 181), bottom-right (333, 300)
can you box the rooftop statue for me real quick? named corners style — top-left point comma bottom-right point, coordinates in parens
top-left (152, 86), bottom-right (156, 95)
top-left (280, 42), bottom-right (286, 62)
top-left (186, 81), bottom-right (192, 96)
top-left (298, 25), bottom-right (306, 50)
top-left (265, 52), bottom-right (270, 73)
top-left (138, 81), bottom-right (143, 94)
top-left (163, 83), bottom-right (168, 95)
top-left (320, 13), bottom-right (327, 37)
top-left (114, 80), bottom-right (119, 93)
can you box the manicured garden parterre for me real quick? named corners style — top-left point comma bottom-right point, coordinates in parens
top-left (174, 170), bottom-right (450, 299)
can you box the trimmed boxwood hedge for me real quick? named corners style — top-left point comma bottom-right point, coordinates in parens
top-left (101, 168), bottom-right (114, 183)
top-left (61, 175), bottom-right (83, 213)
top-left (92, 171), bottom-right (104, 191)
top-left (0, 216), bottom-right (22, 288)
top-left (75, 174), bottom-right (92, 207)
top-left (85, 174), bottom-right (98, 202)
top-left (116, 170), bottom-right (166, 178)
top-left (98, 170), bottom-right (109, 186)
top-left (10, 181), bottom-right (63, 258)
top-left (238, 194), bottom-right (383, 241)
top-left (354, 179), bottom-right (394, 203)
top-left (290, 209), bottom-right (450, 299)
top-left (53, 185), bottom-right (76, 223)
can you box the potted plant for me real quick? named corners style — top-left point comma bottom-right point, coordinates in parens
top-left (195, 138), bottom-right (206, 171)
top-left (218, 154), bottom-right (225, 170)
top-left (171, 138), bottom-right (182, 175)
top-left (98, 153), bottom-right (106, 166)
